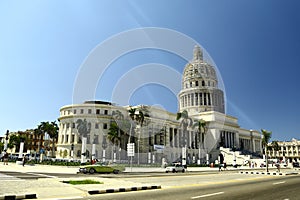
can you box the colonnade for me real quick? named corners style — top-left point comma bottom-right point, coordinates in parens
top-left (168, 128), bottom-right (199, 149)
top-left (220, 131), bottom-right (236, 148)
top-left (179, 91), bottom-right (224, 111)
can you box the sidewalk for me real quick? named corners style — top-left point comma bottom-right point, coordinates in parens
top-left (0, 163), bottom-right (162, 199)
top-left (0, 163), bottom-right (298, 199)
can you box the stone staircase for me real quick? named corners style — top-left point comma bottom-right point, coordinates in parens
top-left (219, 147), bottom-right (251, 165)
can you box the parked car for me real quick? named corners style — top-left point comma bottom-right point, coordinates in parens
top-left (79, 163), bottom-right (124, 174)
top-left (166, 162), bottom-right (185, 173)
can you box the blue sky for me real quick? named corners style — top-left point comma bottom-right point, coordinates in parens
top-left (0, 0), bottom-right (299, 141)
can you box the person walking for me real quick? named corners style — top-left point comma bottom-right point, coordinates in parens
top-left (218, 153), bottom-right (224, 172)
top-left (22, 155), bottom-right (27, 167)
top-left (3, 152), bottom-right (9, 165)
top-left (275, 162), bottom-right (280, 172)
top-left (223, 162), bottom-right (227, 170)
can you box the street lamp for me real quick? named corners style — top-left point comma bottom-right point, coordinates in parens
top-left (102, 136), bottom-right (107, 162)
top-left (4, 130), bottom-right (9, 151)
top-left (71, 144), bottom-right (74, 160)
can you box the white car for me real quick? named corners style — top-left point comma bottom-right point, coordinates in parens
top-left (166, 163), bottom-right (185, 173)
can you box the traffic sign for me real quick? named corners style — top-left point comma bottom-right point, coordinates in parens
top-left (127, 143), bottom-right (135, 157)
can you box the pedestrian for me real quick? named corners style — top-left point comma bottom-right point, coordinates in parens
top-left (218, 163), bottom-right (222, 171)
top-left (22, 155), bottom-right (27, 167)
top-left (275, 162), bottom-right (280, 172)
top-left (3, 152), bottom-right (8, 165)
top-left (223, 162), bottom-right (227, 170)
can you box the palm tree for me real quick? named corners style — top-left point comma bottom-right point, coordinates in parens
top-left (261, 129), bottom-right (272, 172)
top-left (39, 121), bottom-right (59, 157)
top-left (107, 121), bottom-right (121, 161)
top-left (128, 107), bottom-right (137, 143)
top-left (112, 110), bottom-right (125, 141)
top-left (128, 106), bottom-right (150, 164)
top-left (177, 110), bottom-right (193, 165)
top-left (192, 119), bottom-right (207, 163)
top-left (271, 140), bottom-right (280, 159)
top-left (76, 119), bottom-right (91, 140)
top-left (34, 127), bottom-right (43, 154)
top-left (176, 110), bottom-right (193, 147)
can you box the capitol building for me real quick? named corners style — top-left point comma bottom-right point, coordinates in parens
top-left (57, 46), bottom-right (262, 165)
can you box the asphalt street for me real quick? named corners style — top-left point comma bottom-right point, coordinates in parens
top-left (82, 175), bottom-right (300, 200)
top-left (0, 163), bottom-right (298, 199)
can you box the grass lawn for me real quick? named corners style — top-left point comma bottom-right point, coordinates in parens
top-left (64, 179), bottom-right (104, 185)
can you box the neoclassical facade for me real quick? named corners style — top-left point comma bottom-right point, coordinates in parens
top-left (267, 138), bottom-right (300, 163)
top-left (57, 46), bottom-right (262, 165)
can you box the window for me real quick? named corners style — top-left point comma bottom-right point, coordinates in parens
top-left (66, 123), bottom-right (70, 129)
top-left (72, 123), bottom-right (75, 128)
top-left (80, 109), bottom-right (84, 114)
top-left (103, 123), bottom-right (108, 129)
top-left (104, 110), bottom-right (108, 115)
top-left (195, 81), bottom-right (198, 86)
top-left (96, 109), bottom-right (100, 114)
top-left (88, 109), bottom-right (92, 114)
top-left (73, 109), bottom-right (77, 114)
top-left (190, 82), bottom-right (192, 87)
top-left (95, 123), bottom-right (99, 129)
top-left (202, 81), bottom-right (205, 86)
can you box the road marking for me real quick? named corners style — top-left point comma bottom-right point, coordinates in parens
top-left (273, 181), bottom-right (286, 185)
top-left (25, 172), bottom-right (57, 178)
top-left (191, 192), bottom-right (224, 199)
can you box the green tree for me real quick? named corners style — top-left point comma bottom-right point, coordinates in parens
top-left (108, 120), bottom-right (121, 161)
top-left (34, 127), bottom-right (44, 153)
top-left (177, 110), bottom-right (193, 165)
top-left (261, 129), bottom-right (272, 172)
top-left (7, 133), bottom-right (28, 152)
top-left (39, 121), bottom-right (59, 157)
top-left (176, 110), bottom-right (193, 147)
top-left (128, 107), bottom-right (137, 143)
top-left (63, 149), bottom-right (68, 158)
top-left (0, 142), bottom-right (4, 152)
top-left (192, 119), bottom-right (207, 163)
top-left (271, 140), bottom-right (280, 158)
top-left (127, 106), bottom-right (150, 164)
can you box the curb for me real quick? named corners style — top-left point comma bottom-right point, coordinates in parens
top-left (88, 185), bottom-right (161, 195)
top-left (0, 194), bottom-right (37, 200)
top-left (239, 171), bottom-right (298, 176)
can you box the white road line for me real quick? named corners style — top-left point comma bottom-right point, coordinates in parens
top-left (25, 172), bottom-right (57, 178)
top-left (191, 192), bottom-right (224, 199)
top-left (273, 181), bottom-right (286, 185)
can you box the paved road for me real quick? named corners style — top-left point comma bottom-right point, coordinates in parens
top-left (0, 163), bottom-right (298, 199)
top-left (82, 175), bottom-right (300, 200)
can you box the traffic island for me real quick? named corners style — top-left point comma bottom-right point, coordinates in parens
top-left (239, 171), bottom-right (298, 176)
top-left (0, 193), bottom-right (37, 200)
top-left (88, 185), bottom-right (162, 195)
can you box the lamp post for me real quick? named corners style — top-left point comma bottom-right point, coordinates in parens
top-left (102, 136), bottom-right (107, 163)
top-left (71, 144), bottom-right (74, 160)
top-left (81, 137), bottom-right (87, 164)
top-left (4, 130), bottom-right (9, 151)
